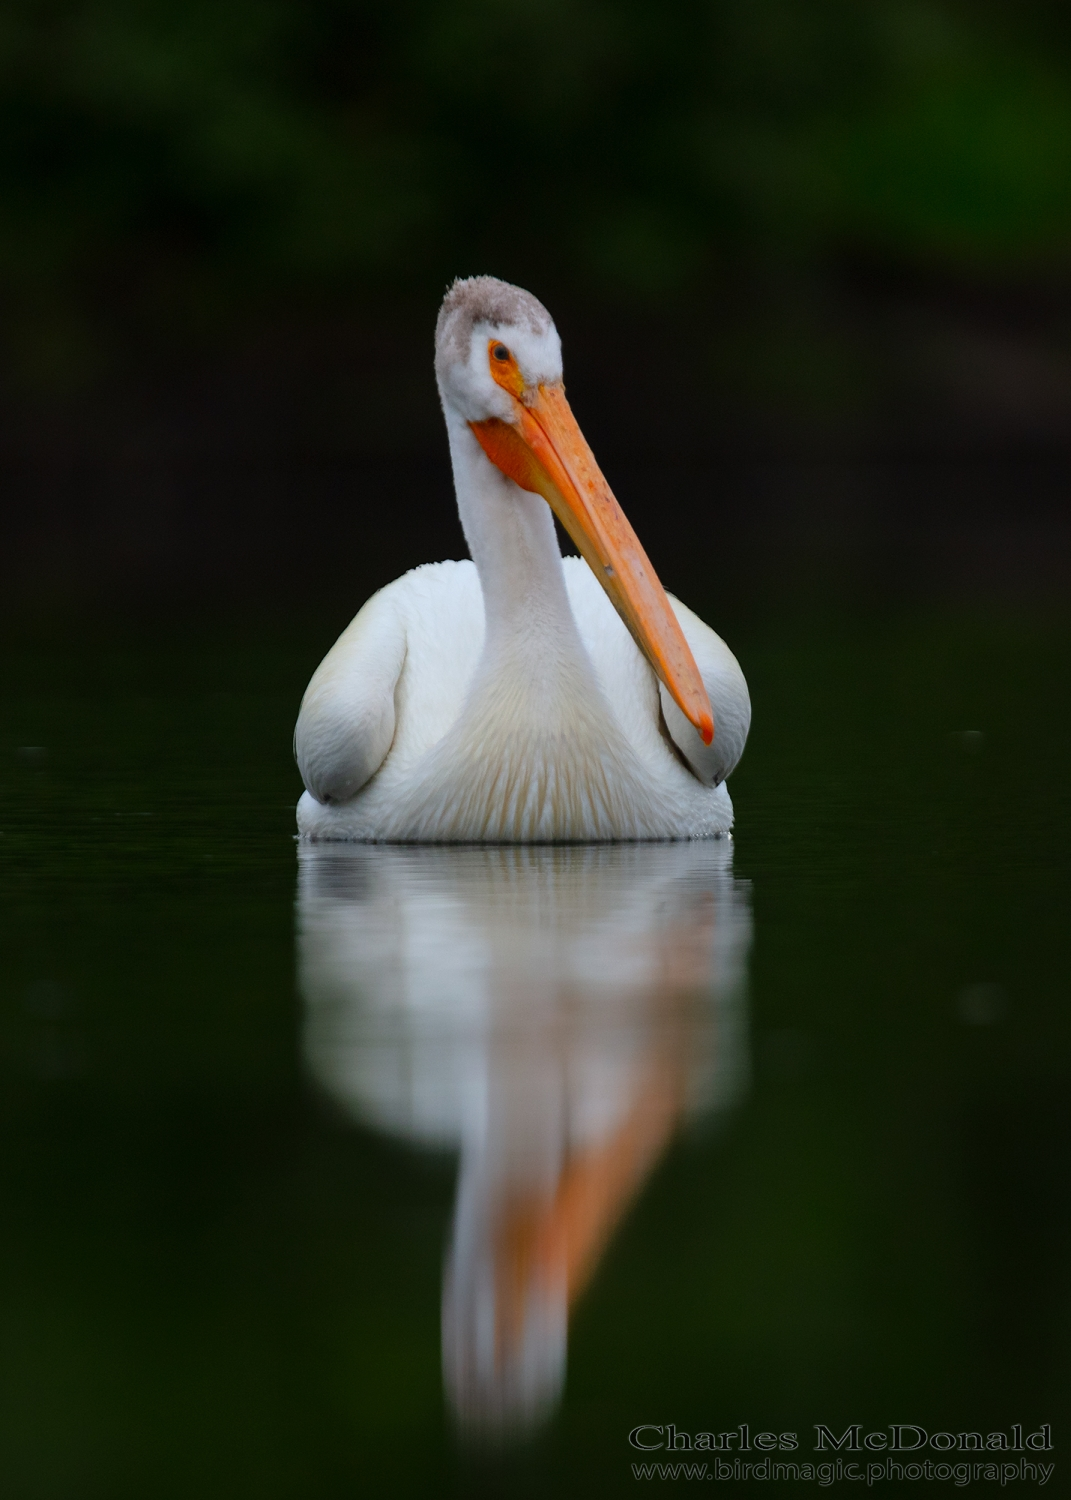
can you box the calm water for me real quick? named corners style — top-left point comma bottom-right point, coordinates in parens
top-left (0, 609), bottom-right (1068, 1497)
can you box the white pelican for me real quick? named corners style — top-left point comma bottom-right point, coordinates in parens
top-left (295, 276), bottom-right (750, 841)
top-left (298, 842), bottom-right (751, 1430)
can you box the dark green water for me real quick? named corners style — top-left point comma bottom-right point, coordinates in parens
top-left (1, 609), bottom-right (1068, 1498)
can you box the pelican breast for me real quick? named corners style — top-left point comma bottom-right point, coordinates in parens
top-left (296, 558), bottom-right (746, 842)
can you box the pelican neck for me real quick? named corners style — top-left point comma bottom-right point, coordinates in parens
top-left (444, 412), bottom-right (591, 666)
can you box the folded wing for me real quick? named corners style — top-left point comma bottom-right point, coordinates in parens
top-left (294, 590), bottom-right (407, 805)
top-left (660, 597), bottom-right (751, 787)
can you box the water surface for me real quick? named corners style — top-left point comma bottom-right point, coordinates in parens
top-left (0, 610), bottom-right (1068, 1496)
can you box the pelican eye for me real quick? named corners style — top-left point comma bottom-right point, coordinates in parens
top-left (492, 344), bottom-right (510, 362)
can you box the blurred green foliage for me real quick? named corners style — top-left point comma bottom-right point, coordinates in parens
top-left (1, 0), bottom-right (1071, 311)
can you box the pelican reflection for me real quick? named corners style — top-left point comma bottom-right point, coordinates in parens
top-left (297, 843), bottom-right (751, 1434)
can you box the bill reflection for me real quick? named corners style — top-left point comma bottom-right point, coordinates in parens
top-left (297, 844), bottom-right (752, 1435)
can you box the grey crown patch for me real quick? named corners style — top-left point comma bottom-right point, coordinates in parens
top-left (434, 275), bottom-right (552, 381)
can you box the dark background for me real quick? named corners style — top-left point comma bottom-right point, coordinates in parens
top-left (1, 9), bottom-right (1070, 1494)
top-left (3, 0), bottom-right (1071, 632)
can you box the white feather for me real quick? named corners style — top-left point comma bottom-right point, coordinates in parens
top-left (296, 557), bottom-right (748, 841)
top-left (295, 277), bottom-right (751, 842)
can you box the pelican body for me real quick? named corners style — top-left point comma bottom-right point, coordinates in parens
top-left (296, 277), bottom-right (750, 842)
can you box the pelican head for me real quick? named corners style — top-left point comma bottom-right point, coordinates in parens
top-left (435, 276), bottom-right (563, 422)
top-left (434, 276), bottom-right (714, 746)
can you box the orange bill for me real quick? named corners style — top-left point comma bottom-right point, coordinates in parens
top-left (470, 370), bottom-right (714, 745)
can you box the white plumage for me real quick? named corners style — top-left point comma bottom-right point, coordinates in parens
top-left (295, 277), bottom-right (750, 842)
